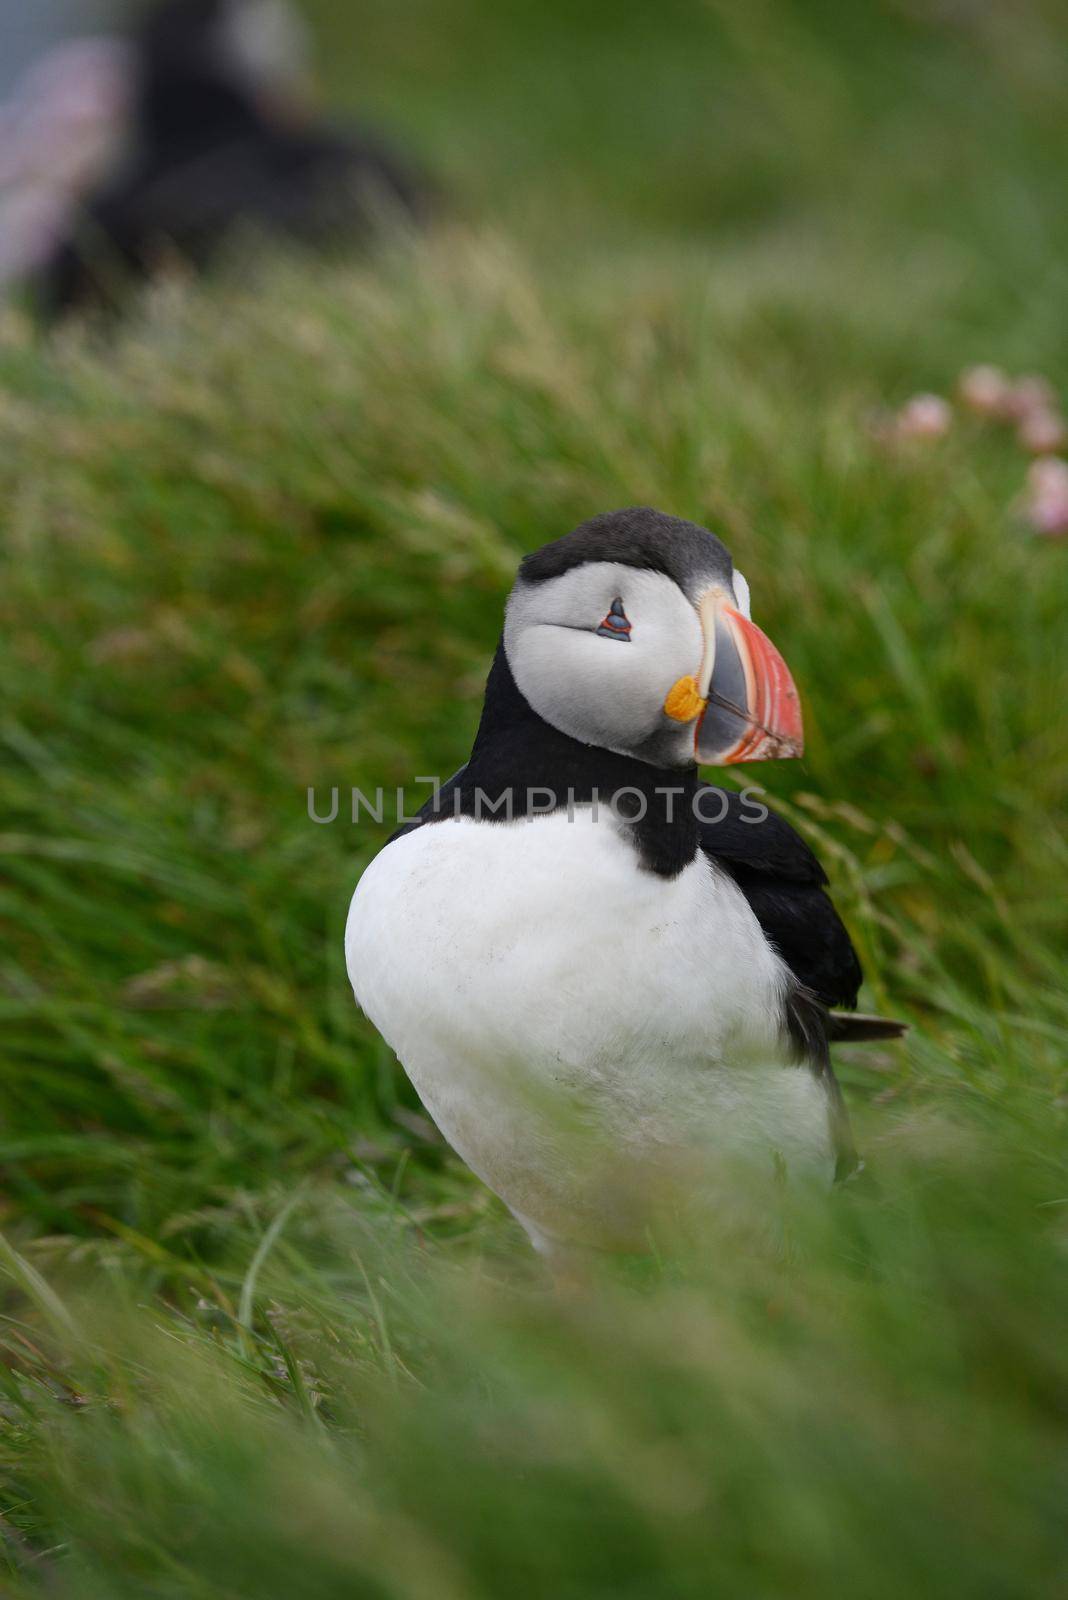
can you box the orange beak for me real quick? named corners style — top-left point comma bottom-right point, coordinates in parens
top-left (664, 590), bottom-right (804, 766)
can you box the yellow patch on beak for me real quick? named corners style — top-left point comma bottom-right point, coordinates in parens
top-left (663, 675), bottom-right (708, 723)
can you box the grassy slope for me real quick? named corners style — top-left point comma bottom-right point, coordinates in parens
top-left (1, 0), bottom-right (1067, 1592)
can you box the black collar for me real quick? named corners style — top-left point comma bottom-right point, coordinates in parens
top-left (421, 643), bottom-right (700, 878)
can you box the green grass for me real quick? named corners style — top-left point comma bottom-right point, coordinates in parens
top-left (1, 0), bottom-right (1067, 1592)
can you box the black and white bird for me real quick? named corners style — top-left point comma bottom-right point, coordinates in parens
top-left (346, 508), bottom-right (902, 1261)
top-left (23, 0), bottom-right (433, 320)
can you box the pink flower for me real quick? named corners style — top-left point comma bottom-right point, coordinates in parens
top-left (958, 364), bottom-right (1013, 419)
top-left (895, 393), bottom-right (953, 440)
top-left (1007, 373), bottom-right (1057, 422)
top-left (1020, 458), bottom-right (1068, 538)
top-left (1017, 408), bottom-right (1068, 456)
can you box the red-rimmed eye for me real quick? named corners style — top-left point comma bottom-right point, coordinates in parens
top-left (596, 597), bottom-right (631, 641)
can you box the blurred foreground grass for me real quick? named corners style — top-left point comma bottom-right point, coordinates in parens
top-left (1, 1), bottom-right (1067, 1593)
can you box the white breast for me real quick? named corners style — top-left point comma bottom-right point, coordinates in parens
top-left (346, 809), bottom-right (834, 1251)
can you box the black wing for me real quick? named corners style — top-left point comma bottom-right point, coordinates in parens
top-left (697, 787), bottom-right (862, 1010)
top-left (698, 788), bottom-right (872, 1181)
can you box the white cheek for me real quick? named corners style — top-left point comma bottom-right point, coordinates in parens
top-left (221, 0), bottom-right (308, 90)
top-left (505, 569), bottom-right (704, 754)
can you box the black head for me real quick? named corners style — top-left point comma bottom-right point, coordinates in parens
top-left (519, 507), bottom-right (735, 600)
top-left (139, 0), bottom-right (233, 74)
top-left (135, 0), bottom-right (308, 149)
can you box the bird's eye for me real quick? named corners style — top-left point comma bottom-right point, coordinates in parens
top-left (596, 597), bottom-right (632, 641)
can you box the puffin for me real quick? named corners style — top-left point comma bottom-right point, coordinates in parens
top-left (346, 508), bottom-right (903, 1262)
top-left (26, 0), bottom-right (434, 320)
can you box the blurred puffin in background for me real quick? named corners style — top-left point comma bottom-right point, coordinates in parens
top-left (0, 0), bottom-right (434, 320)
